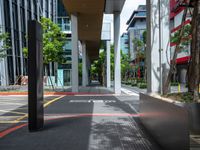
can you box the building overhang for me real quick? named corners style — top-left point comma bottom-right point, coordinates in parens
top-left (62, 0), bottom-right (126, 61)
top-left (104, 0), bottom-right (126, 14)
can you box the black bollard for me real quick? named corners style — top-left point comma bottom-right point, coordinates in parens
top-left (28, 20), bottom-right (44, 131)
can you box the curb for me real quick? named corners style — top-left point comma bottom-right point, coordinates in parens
top-left (0, 92), bottom-right (115, 96)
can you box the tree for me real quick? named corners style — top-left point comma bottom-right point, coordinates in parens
top-left (143, 30), bottom-right (147, 80)
top-left (163, 0), bottom-right (200, 102)
top-left (132, 37), bottom-right (145, 79)
top-left (0, 28), bottom-right (10, 85)
top-left (121, 51), bottom-right (131, 81)
top-left (24, 17), bottom-right (66, 89)
top-left (170, 25), bottom-right (191, 82)
top-left (40, 17), bottom-right (66, 65)
top-left (163, 6), bottom-right (190, 95)
top-left (24, 17), bottom-right (66, 66)
top-left (91, 44), bottom-right (130, 85)
top-left (0, 28), bottom-right (10, 59)
top-left (90, 50), bottom-right (105, 84)
top-left (188, 0), bottom-right (200, 102)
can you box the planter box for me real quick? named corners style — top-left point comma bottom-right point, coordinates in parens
top-left (184, 103), bottom-right (200, 135)
top-left (140, 93), bottom-right (189, 150)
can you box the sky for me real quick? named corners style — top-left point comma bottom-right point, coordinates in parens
top-left (121, 0), bottom-right (146, 34)
top-left (103, 0), bottom-right (146, 42)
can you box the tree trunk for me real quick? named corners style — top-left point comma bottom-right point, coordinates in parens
top-left (188, 2), bottom-right (197, 92)
top-left (45, 64), bottom-right (55, 91)
top-left (193, 1), bottom-right (200, 102)
top-left (144, 45), bottom-right (147, 81)
top-left (163, 8), bottom-right (188, 95)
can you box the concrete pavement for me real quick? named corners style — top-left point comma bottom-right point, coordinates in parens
top-left (0, 86), bottom-right (162, 150)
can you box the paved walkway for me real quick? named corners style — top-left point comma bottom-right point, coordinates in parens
top-left (122, 83), bottom-right (188, 94)
top-left (0, 85), bottom-right (161, 150)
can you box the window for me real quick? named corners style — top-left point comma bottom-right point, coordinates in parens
top-left (136, 11), bottom-right (146, 17)
top-left (20, 0), bottom-right (24, 7)
top-left (20, 8), bottom-right (25, 32)
top-left (57, 0), bottom-right (67, 16)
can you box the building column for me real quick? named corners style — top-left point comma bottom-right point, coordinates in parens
top-left (114, 12), bottom-right (121, 94)
top-left (71, 14), bottom-right (79, 92)
top-left (86, 55), bottom-right (90, 85)
top-left (146, 0), bottom-right (170, 93)
top-left (106, 40), bottom-right (111, 88)
top-left (82, 42), bottom-right (88, 86)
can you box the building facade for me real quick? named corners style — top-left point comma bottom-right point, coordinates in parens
top-left (170, 0), bottom-right (191, 83)
top-left (126, 5), bottom-right (146, 61)
top-left (0, 0), bottom-right (57, 85)
top-left (56, 0), bottom-right (72, 87)
top-left (120, 32), bottom-right (129, 55)
top-left (126, 5), bottom-right (146, 78)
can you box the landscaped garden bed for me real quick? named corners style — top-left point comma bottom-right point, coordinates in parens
top-left (163, 92), bottom-right (199, 103)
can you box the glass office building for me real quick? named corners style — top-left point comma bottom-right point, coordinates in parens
top-left (56, 0), bottom-right (72, 87)
top-left (0, 0), bottom-right (56, 85)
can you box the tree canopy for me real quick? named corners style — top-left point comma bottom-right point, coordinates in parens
top-left (24, 17), bottom-right (67, 64)
top-left (91, 44), bottom-right (131, 84)
top-left (0, 28), bottom-right (10, 59)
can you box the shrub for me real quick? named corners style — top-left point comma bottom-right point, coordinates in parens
top-left (131, 81), bottom-right (137, 86)
top-left (171, 82), bottom-right (179, 86)
top-left (121, 81), bottom-right (126, 84)
top-left (181, 93), bottom-right (193, 103)
top-left (126, 80), bottom-right (132, 85)
top-left (137, 82), bottom-right (147, 89)
top-left (136, 78), bottom-right (146, 83)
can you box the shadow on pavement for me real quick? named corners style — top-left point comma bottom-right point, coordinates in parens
top-left (0, 95), bottom-right (162, 150)
top-left (0, 96), bottom-right (94, 150)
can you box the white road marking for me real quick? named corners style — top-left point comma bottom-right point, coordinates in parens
top-left (121, 88), bottom-right (139, 96)
top-left (69, 100), bottom-right (116, 103)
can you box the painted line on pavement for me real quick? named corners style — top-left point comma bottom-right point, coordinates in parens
top-left (0, 112), bottom-right (141, 138)
top-left (69, 100), bottom-right (116, 103)
top-left (0, 102), bottom-right (24, 105)
top-left (0, 123), bottom-right (27, 138)
top-left (0, 110), bottom-right (27, 115)
top-left (121, 88), bottom-right (139, 96)
top-left (15, 114), bottom-right (28, 122)
top-left (14, 96), bottom-right (65, 123)
top-left (44, 113), bottom-right (140, 120)
top-left (0, 116), bottom-right (22, 118)
top-left (0, 121), bottom-right (24, 124)
top-left (43, 96), bottom-right (65, 108)
top-left (74, 94), bottom-right (115, 96)
top-left (127, 103), bottom-right (139, 114)
top-left (0, 96), bottom-right (65, 124)
top-left (0, 96), bottom-right (65, 137)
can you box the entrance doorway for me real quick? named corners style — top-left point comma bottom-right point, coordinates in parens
top-left (63, 69), bottom-right (71, 86)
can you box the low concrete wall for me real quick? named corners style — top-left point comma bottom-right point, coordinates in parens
top-left (139, 93), bottom-right (189, 150)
